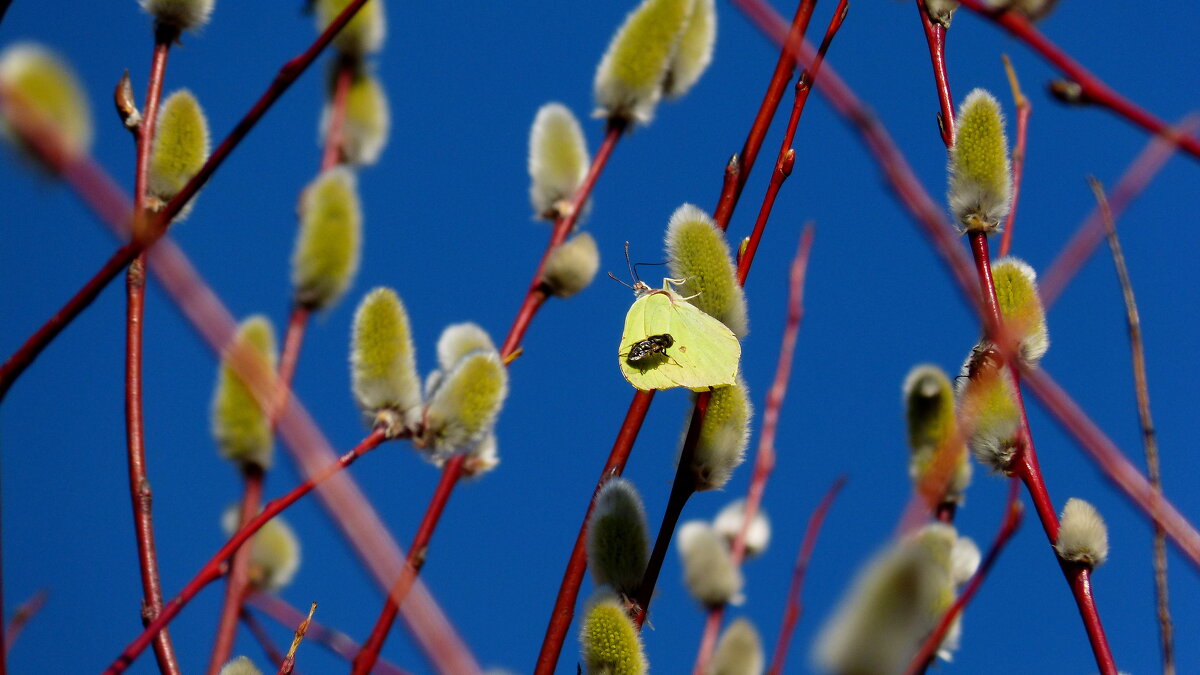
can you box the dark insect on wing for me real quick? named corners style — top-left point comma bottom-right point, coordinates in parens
top-left (623, 333), bottom-right (674, 363)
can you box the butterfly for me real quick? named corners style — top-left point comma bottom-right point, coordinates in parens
top-left (618, 277), bottom-right (740, 391)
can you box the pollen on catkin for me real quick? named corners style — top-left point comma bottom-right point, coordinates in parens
top-left (315, 0), bottom-right (386, 57)
top-left (322, 64), bottom-right (390, 166)
top-left (291, 167), bottom-right (362, 310)
top-left (140, 0), bottom-right (215, 31)
top-left (219, 656), bottom-right (262, 675)
top-left (689, 379), bottom-right (751, 491)
top-left (148, 89), bottom-right (210, 209)
top-left (956, 346), bottom-right (1021, 474)
top-left (422, 349), bottom-right (508, 454)
top-left (813, 523), bottom-right (959, 674)
top-left (350, 287), bottom-right (422, 435)
top-left (593, 0), bottom-right (695, 125)
top-left (528, 102), bottom-right (590, 220)
top-left (587, 478), bottom-right (650, 598)
top-left (923, 0), bottom-right (959, 27)
top-left (666, 203), bottom-right (748, 337)
top-left (948, 88), bottom-right (1011, 234)
top-left (580, 593), bottom-right (647, 675)
top-left (0, 43), bottom-right (92, 159)
top-left (1056, 498), bottom-right (1109, 567)
top-left (712, 499), bottom-right (771, 558)
top-left (663, 0), bottom-right (715, 99)
top-left (222, 506), bottom-right (300, 592)
top-left (212, 316), bottom-right (277, 472)
top-left (711, 617), bottom-right (764, 675)
top-left (542, 232), bottom-right (601, 299)
top-left (678, 520), bottom-right (744, 607)
top-left (903, 365), bottom-right (971, 504)
top-left (991, 257), bottom-right (1049, 368)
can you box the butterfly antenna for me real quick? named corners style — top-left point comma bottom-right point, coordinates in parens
top-left (631, 261), bottom-right (668, 281)
top-left (607, 271), bottom-right (635, 290)
top-left (624, 241), bottom-right (637, 283)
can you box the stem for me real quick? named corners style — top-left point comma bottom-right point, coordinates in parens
top-left (903, 479), bottom-right (1023, 675)
top-left (712, 0), bottom-right (819, 230)
top-left (968, 232), bottom-right (1118, 675)
top-left (276, 305), bottom-right (312, 419)
top-left (3, 589), bottom-right (48, 656)
top-left (102, 429), bottom-right (389, 675)
top-left (533, 390), bottom-right (655, 675)
top-left (0, 0), bottom-right (376, 401)
top-left (694, 226), bottom-right (815, 674)
top-left (998, 54), bottom-right (1030, 257)
top-left (207, 465), bottom-right (265, 675)
top-left (351, 454), bottom-right (466, 675)
top-left (914, 0), bottom-right (955, 146)
top-left (321, 57), bottom-right (354, 171)
top-left (125, 27), bottom-right (182, 675)
top-left (246, 593), bottom-right (413, 675)
top-left (766, 477), bottom-right (845, 675)
top-left (1089, 178), bottom-right (1174, 675)
top-left (954, 0), bottom-right (1200, 161)
top-left (1040, 115), bottom-right (1200, 309)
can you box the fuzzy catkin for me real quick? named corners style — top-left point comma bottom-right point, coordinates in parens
top-left (542, 232), bottom-right (600, 299)
top-left (903, 364), bottom-right (971, 504)
top-left (148, 89), bottom-right (210, 206)
top-left (211, 316), bottom-right (277, 471)
top-left (291, 167), bottom-right (362, 310)
top-left (948, 89), bottom-right (1011, 233)
top-left (580, 594), bottom-right (647, 675)
top-left (350, 287), bottom-right (422, 433)
top-left (991, 257), bottom-right (1049, 368)
top-left (1056, 498), bottom-right (1109, 567)
top-left (664, 0), bottom-right (715, 98)
top-left (323, 67), bottom-right (390, 165)
top-left (587, 478), bottom-right (650, 597)
top-left (711, 617), bottom-right (764, 675)
top-left (314, 0), bottom-right (386, 57)
top-left (593, 0), bottom-right (695, 125)
top-left (423, 350), bottom-right (508, 454)
top-left (528, 102), bottom-right (590, 219)
top-left (141, 0), bottom-right (215, 31)
top-left (678, 520), bottom-right (743, 607)
top-left (712, 499), bottom-right (771, 558)
top-left (221, 506), bottom-right (300, 592)
top-left (0, 43), bottom-right (92, 158)
top-left (690, 379), bottom-right (752, 491)
top-left (666, 203), bottom-right (749, 337)
top-left (219, 656), bottom-right (262, 675)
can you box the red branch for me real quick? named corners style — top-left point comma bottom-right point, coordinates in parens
top-left (954, 0), bottom-right (1200, 161)
top-left (914, 0), bottom-right (955, 146)
top-left (3, 589), bottom-right (48, 656)
top-left (207, 466), bottom-right (265, 675)
top-left (766, 477), bottom-right (845, 675)
top-left (1040, 115), bottom-right (1200, 309)
top-left (101, 429), bottom-right (389, 675)
top-left (124, 28), bottom-right (182, 675)
top-left (998, 54), bottom-right (1030, 257)
top-left (321, 58), bottom-right (354, 171)
top-left (903, 479), bottom-right (1023, 675)
top-left (247, 593), bottom-right (413, 675)
top-left (694, 224), bottom-right (816, 674)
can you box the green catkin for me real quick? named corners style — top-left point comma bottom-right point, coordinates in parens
top-left (0, 43), bottom-right (93, 159)
top-left (211, 316), bottom-right (277, 471)
top-left (350, 287), bottom-right (422, 434)
top-left (140, 0), bottom-right (215, 31)
top-left (690, 379), bottom-right (752, 491)
top-left (593, 0), bottom-right (695, 125)
top-left (587, 478), bottom-right (650, 598)
top-left (422, 349), bottom-right (508, 454)
top-left (1056, 498), bottom-right (1109, 567)
top-left (325, 67), bottom-right (390, 165)
top-left (221, 506), bottom-right (300, 592)
top-left (711, 617), bottom-right (764, 675)
top-left (580, 594), bottom-right (647, 675)
top-left (903, 365), bottom-right (971, 504)
top-left (528, 102), bottom-right (590, 220)
top-left (219, 656), bottom-right (262, 675)
top-left (991, 257), bottom-right (1049, 367)
top-left (148, 89), bottom-right (210, 208)
top-left (666, 203), bottom-right (748, 337)
top-left (291, 167), bottom-right (362, 310)
top-left (947, 88), bottom-right (1011, 233)
top-left (663, 0), bottom-right (715, 98)
top-left (542, 233), bottom-right (600, 299)
top-left (314, 0), bottom-right (386, 57)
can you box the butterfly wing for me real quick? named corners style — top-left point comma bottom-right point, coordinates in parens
top-left (663, 294), bottom-right (740, 391)
top-left (619, 292), bottom-right (678, 391)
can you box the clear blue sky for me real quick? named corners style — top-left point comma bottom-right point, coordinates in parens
top-left (2, 1), bottom-right (1199, 673)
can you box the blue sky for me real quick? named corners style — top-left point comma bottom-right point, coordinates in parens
top-left (2, 1), bottom-right (1199, 673)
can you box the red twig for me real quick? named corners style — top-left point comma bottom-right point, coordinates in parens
top-left (207, 465), bottom-right (265, 675)
top-left (3, 589), bottom-right (48, 656)
top-left (276, 305), bottom-right (312, 419)
top-left (998, 54), bottom-right (1030, 257)
top-left (766, 477), bottom-right (845, 675)
top-left (0, 0), bottom-right (376, 402)
top-left (1040, 115), bottom-right (1200, 310)
top-left (954, 0), bottom-right (1200, 161)
top-left (694, 224), bottom-right (816, 674)
top-left (914, 0), bottom-right (954, 146)
top-left (321, 57), bottom-right (354, 171)
top-left (902, 479), bottom-right (1023, 675)
top-left (351, 454), bottom-right (466, 675)
top-left (247, 593), bottom-right (413, 675)
top-left (101, 429), bottom-right (389, 675)
top-left (124, 27), bottom-right (182, 675)
top-left (241, 609), bottom-right (290, 672)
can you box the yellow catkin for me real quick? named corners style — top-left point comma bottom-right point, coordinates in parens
top-left (664, 0), bottom-right (715, 98)
top-left (691, 379), bottom-right (751, 491)
top-left (423, 350), bottom-right (508, 453)
top-left (211, 316), bottom-right (277, 471)
top-left (593, 0), bottom-right (695, 124)
top-left (948, 88), bottom-right (1011, 233)
top-left (587, 477), bottom-right (649, 597)
top-left (291, 168), bottom-right (362, 310)
top-left (666, 203), bottom-right (748, 337)
top-left (315, 0), bottom-right (386, 57)
top-left (528, 102), bottom-right (590, 219)
top-left (904, 365), bottom-right (971, 504)
top-left (542, 233), bottom-right (600, 299)
top-left (148, 89), bottom-right (210, 204)
top-left (350, 288), bottom-right (422, 433)
top-left (326, 67), bottom-right (390, 165)
top-left (580, 596), bottom-right (647, 675)
top-left (0, 43), bottom-right (92, 158)
top-left (992, 257), bottom-right (1049, 367)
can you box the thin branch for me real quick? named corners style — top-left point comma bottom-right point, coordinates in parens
top-left (954, 0), bottom-right (1200, 160)
top-left (277, 602), bottom-right (316, 675)
top-left (903, 479), bottom-right (1023, 675)
top-left (207, 465), bottom-right (265, 675)
top-left (998, 54), bottom-right (1030, 257)
top-left (125, 27), bottom-right (182, 675)
top-left (766, 477), bottom-right (845, 675)
top-left (1040, 115), bottom-right (1200, 309)
top-left (1088, 177), bottom-right (1174, 675)
top-left (4, 589), bottom-right (48, 656)
top-left (102, 429), bottom-right (389, 675)
top-left (914, 0), bottom-right (955, 146)
top-left (321, 57), bottom-right (354, 171)
top-left (246, 593), bottom-right (413, 675)
top-left (694, 224), bottom-right (816, 674)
